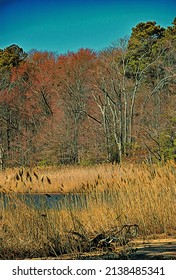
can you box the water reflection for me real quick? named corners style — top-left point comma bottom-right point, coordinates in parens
top-left (0, 192), bottom-right (88, 210)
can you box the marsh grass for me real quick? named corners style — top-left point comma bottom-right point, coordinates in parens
top-left (0, 162), bottom-right (176, 259)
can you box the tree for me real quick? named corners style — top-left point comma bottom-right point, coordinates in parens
top-left (163, 17), bottom-right (176, 45)
top-left (127, 21), bottom-right (165, 73)
top-left (0, 44), bottom-right (27, 69)
top-left (0, 45), bottom-right (28, 166)
top-left (55, 49), bottom-right (96, 164)
top-left (91, 38), bottom-right (155, 163)
top-left (8, 51), bottom-right (57, 166)
top-left (131, 19), bottom-right (176, 162)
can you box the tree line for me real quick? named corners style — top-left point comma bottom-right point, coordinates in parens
top-left (0, 19), bottom-right (176, 168)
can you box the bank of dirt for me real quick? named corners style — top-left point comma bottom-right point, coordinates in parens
top-left (27, 238), bottom-right (176, 260)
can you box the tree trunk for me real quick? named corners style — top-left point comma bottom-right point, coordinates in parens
top-left (0, 131), bottom-right (4, 170)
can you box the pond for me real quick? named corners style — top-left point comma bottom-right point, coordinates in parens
top-left (0, 189), bottom-right (115, 210)
top-left (0, 192), bottom-right (89, 210)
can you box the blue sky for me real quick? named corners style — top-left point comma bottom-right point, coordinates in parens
top-left (1, 0), bottom-right (176, 54)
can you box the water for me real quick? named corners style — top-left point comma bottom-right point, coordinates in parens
top-left (0, 188), bottom-right (115, 211)
top-left (0, 192), bottom-right (89, 210)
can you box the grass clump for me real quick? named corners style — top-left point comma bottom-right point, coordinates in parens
top-left (0, 161), bottom-right (176, 259)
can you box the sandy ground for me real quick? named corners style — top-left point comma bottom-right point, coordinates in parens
top-left (131, 238), bottom-right (176, 260)
top-left (28, 238), bottom-right (176, 260)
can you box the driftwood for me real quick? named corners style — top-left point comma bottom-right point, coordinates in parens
top-left (68, 224), bottom-right (139, 252)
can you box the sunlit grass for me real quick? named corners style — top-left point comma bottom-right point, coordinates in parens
top-left (1, 161), bottom-right (176, 195)
top-left (1, 161), bottom-right (176, 259)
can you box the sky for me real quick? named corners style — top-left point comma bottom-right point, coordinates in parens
top-left (0, 0), bottom-right (176, 54)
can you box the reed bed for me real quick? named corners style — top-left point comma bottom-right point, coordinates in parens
top-left (0, 161), bottom-right (176, 259)
top-left (1, 161), bottom-right (176, 195)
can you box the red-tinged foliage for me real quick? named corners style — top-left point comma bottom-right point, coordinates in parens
top-left (0, 21), bottom-right (176, 167)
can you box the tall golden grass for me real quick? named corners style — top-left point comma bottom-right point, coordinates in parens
top-left (1, 161), bottom-right (176, 259)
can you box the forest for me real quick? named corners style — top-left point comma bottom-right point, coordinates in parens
top-left (0, 19), bottom-right (176, 168)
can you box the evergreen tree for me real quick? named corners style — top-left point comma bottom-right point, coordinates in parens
top-left (127, 21), bottom-right (165, 73)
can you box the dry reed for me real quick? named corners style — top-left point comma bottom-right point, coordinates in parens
top-left (0, 161), bottom-right (176, 259)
